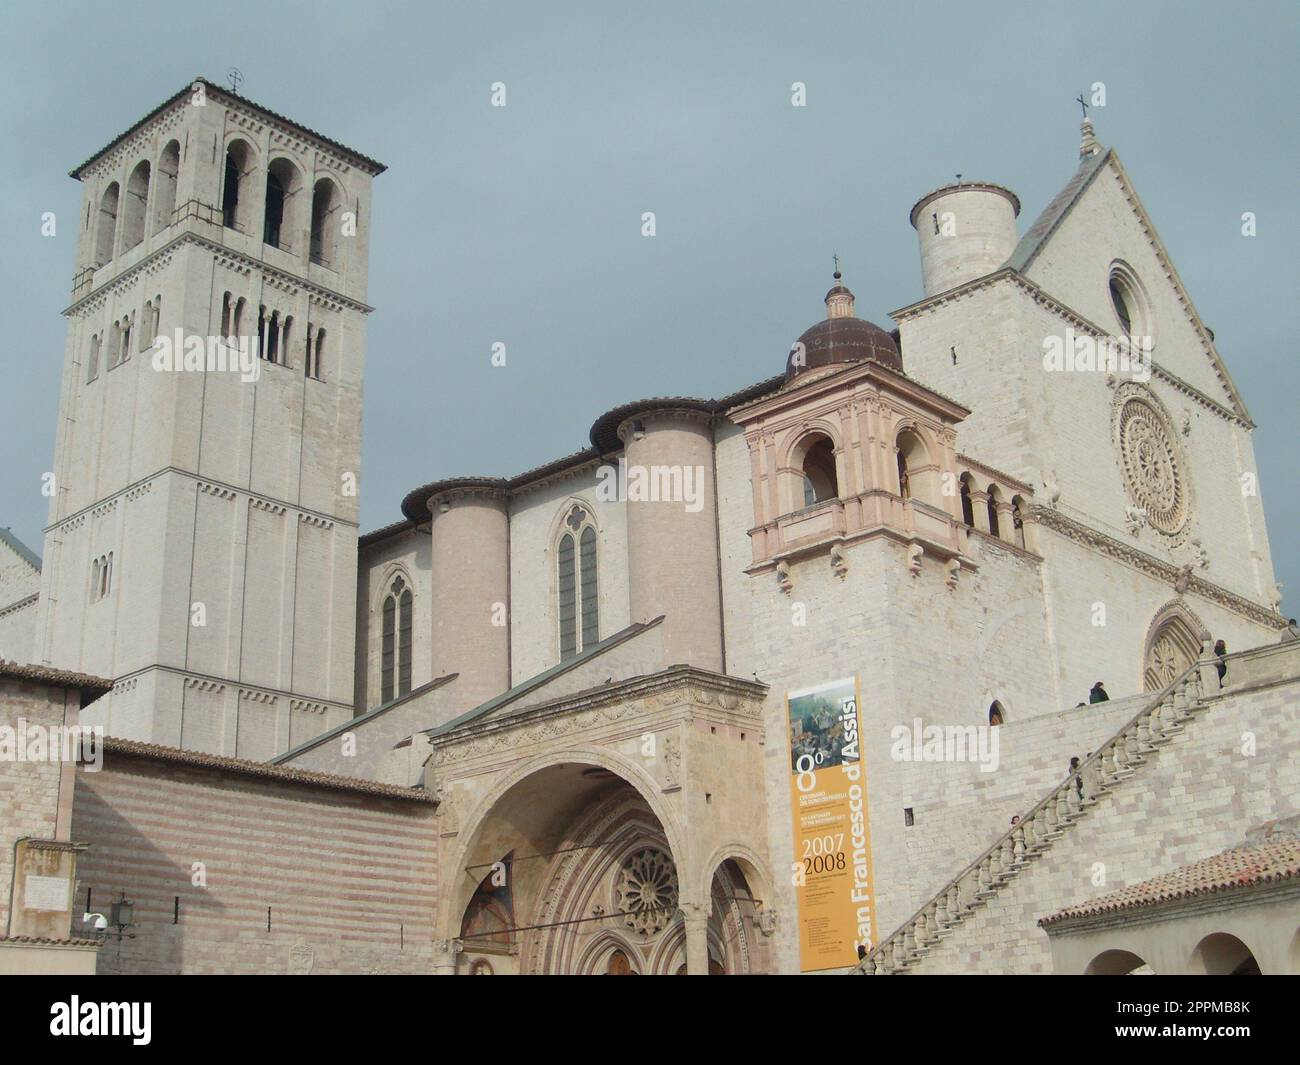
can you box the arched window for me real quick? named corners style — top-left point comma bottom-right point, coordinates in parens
top-left (91, 558), bottom-right (101, 600)
top-left (94, 553), bottom-right (112, 599)
top-left (989, 701), bottom-right (1006, 726)
top-left (153, 140), bottom-right (180, 234)
top-left (1011, 495), bottom-right (1027, 549)
top-left (94, 182), bottom-right (119, 265)
top-left (281, 316), bottom-right (294, 367)
top-left (959, 473), bottom-right (975, 527)
top-left (120, 314), bottom-right (133, 363)
top-left (221, 292), bottom-right (232, 336)
top-left (310, 178), bottom-right (340, 266)
top-left (107, 320), bottom-right (121, 369)
top-left (121, 160), bottom-right (150, 251)
top-left (86, 333), bottom-right (100, 383)
top-left (222, 140), bottom-right (253, 231)
top-left (256, 305), bottom-right (267, 359)
top-left (986, 485), bottom-right (1003, 539)
top-left (800, 435), bottom-right (838, 506)
top-left (313, 327), bottom-right (325, 379)
top-left (380, 574), bottom-right (413, 703)
top-left (557, 505), bottom-right (598, 660)
top-left (264, 157), bottom-right (300, 250)
top-left (233, 297), bottom-right (246, 338)
top-left (896, 429), bottom-right (930, 501)
top-left (267, 310), bottom-right (280, 363)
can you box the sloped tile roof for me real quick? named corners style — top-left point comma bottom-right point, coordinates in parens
top-left (96, 736), bottom-right (436, 804)
top-left (1005, 147), bottom-right (1112, 274)
top-left (1040, 839), bottom-right (1300, 926)
top-left (0, 659), bottom-right (112, 701)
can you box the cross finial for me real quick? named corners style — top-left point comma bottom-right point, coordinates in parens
top-left (832, 252), bottom-right (840, 279)
top-left (1075, 92), bottom-right (1089, 118)
top-left (228, 67), bottom-right (244, 93)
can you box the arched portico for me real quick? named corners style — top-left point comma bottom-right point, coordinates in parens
top-left (426, 668), bottom-right (774, 974)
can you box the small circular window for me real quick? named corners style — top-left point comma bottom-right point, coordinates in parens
top-left (1109, 277), bottom-right (1133, 334)
top-left (1107, 262), bottom-right (1152, 345)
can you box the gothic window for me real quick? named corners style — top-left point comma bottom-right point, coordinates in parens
top-left (94, 182), bottom-right (119, 265)
top-left (282, 315), bottom-right (294, 367)
top-left (264, 157), bottom-right (300, 250)
top-left (1143, 610), bottom-right (1205, 692)
top-left (310, 177), bottom-right (340, 266)
top-left (800, 435), bottom-right (838, 506)
top-left (959, 473), bottom-right (975, 526)
top-left (314, 328), bottom-right (325, 379)
top-left (380, 574), bottom-right (413, 703)
top-left (153, 140), bottom-right (179, 234)
top-left (91, 553), bottom-right (113, 601)
top-left (557, 505), bottom-right (598, 660)
top-left (121, 159), bottom-right (150, 251)
top-left (267, 311), bottom-right (281, 363)
top-left (222, 141), bottom-right (252, 231)
top-left (86, 333), bottom-right (100, 383)
top-left (986, 484), bottom-right (1002, 539)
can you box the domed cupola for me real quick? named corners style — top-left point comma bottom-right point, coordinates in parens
top-left (786, 271), bottom-right (902, 382)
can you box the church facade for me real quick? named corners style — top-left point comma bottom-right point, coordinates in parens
top-left (1, 80), bottom-right (1294, 975)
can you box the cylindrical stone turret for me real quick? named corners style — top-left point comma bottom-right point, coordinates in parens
top-left (910, 182), bottom-right (1021, 297)
top-left (619, 407), bottom-right (723, 673)
top-left (427, 481), bottom-right (510, 711)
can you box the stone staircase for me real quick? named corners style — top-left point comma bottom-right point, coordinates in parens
top-left (856, 649), bottom-right (1232, 975)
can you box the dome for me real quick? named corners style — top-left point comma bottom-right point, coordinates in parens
top-left (786, 274), bottom-right (902, 381)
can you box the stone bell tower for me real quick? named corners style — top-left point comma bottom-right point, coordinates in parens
top-left (35, 77), bottom-right (385, 757)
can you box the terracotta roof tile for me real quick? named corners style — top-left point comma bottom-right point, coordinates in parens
top-left (1040, 839), bottom-right (1300, 926)
top-left (0, 659), bottom-right (113, 695)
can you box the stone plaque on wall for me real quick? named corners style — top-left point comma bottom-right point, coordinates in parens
top-left (9, 839), bottom-right (85, 940)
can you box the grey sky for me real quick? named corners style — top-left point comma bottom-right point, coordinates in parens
top-left (2, 0), bottom-right (1296, 612)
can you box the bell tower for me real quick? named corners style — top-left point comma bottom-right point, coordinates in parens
top-left (36, 77), bottom-right (385, 757)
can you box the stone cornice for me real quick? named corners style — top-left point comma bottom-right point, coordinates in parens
top-left (429, 666), bottom-right (768, 757)
top-left (114, 662), bottom-right (355, 712)
top-left (1032, 504), bottom-right (1283, 629)
top-left (890, 270), bottom-right (1250, 430)
top-left (955, 453), bottom-right (1035, 494)
top-left (64, 227), bottom-right (375, 317)
top-left (45, 467), bottom-right (359, 535)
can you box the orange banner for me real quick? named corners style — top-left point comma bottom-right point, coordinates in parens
top-left (787, 676), bottom-right (877, 971)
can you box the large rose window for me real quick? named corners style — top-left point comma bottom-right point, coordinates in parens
top-left (1116, 395), bottom-right (1188, 536)
top-left (614, 849), bottom-right (679, 935)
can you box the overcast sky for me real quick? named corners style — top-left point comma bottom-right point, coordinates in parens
top-left (2, 0), bottom-right (1295, 613)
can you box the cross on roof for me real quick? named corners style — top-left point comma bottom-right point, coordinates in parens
top-left (1076, 92), bottom-right (1089, 118)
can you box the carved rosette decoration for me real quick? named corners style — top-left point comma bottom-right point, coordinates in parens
top-left (614, 849), bottom-right (679, 935)
top-left (1113, 385), bottom-right (1191, 543)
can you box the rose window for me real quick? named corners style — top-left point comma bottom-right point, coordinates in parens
top-left (614, 849), bottom-right (679, 935)
top-left (1117, 398), bottom-right (1188, 535)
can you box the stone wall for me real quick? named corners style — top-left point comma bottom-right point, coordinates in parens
top-left (902, 645), bottom-right (1300, 973)
top-left (71, 740), bottom-right (438, 974)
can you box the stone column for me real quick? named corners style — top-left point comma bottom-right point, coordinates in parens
top-left (682, 902), bottom-right (710, 975)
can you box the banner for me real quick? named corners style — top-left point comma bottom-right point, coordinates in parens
top-left (787, 676), bottom-right (877, 971)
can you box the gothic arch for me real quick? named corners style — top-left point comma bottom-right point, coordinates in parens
top-left (549, 497), bottom-right (601, 660)
top-left (696, 842), bottom-right (772, 911)
top-left (436, 748), bottom-right (689, 953)
top-left (1142, 600), bottom-right (1209, 691)
top-left (574, 929), bottom-right (646, 974)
